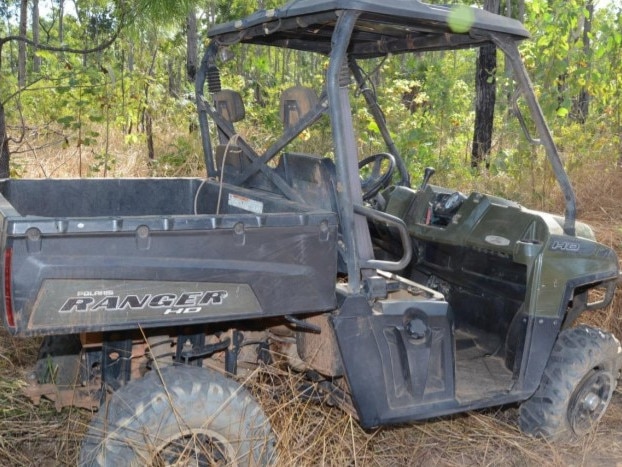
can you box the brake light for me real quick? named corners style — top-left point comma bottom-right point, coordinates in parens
top-left (4, 248), bottom-right (15, 328)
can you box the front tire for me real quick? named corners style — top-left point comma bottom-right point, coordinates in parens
top-left (79, 365), bottom-right (275, 466)
top-left (519, 325), bottom-right (621, 441)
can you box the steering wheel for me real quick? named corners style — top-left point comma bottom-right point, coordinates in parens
top-left (358, 153), bottom-right (396, 201)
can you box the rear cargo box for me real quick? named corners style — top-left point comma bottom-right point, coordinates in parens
top-left (0, 178), bottom-right (338, 336)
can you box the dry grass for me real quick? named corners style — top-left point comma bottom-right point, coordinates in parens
top-left (0, 332), bottom-right (91, 465)
top-left (4, 344), bottom-right (621, 466)
top-left (2, 127), bottom-right (622, 466)
top-left (255, 363), bottom-right (622, 466)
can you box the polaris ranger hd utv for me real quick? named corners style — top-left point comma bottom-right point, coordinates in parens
top-left (2, 1), bottom-right (620, 465)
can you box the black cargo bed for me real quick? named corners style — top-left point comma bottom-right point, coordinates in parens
top-left (0, 178), bottom-right (338, 336)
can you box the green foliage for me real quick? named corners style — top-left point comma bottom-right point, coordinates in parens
top-left (215, 0), bottom-right (283, 23)
top-left (151, 135), bottom-right (204, 176)
top-left (132, 0), bottom-right (195, 24)
top-left (17, 55), bottom-right (111, 150)
top-left (0, 0), bottom-right (619, 209)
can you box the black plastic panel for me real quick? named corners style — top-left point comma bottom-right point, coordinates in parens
top-left (0, 178), bottom-right (338, 335)
top-left (333, 295), bottom-right (456, 428)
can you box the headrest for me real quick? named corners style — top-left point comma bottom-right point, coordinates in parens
top-left (213, 90), bottom-right (245, 123)
top-left (280, 86), bottom-right (320, 128)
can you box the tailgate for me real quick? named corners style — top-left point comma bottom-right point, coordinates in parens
top-left (2, 211), bottom-right (338, 336)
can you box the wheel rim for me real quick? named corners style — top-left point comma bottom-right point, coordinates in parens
top-left (568, 368), bottom-right (613, 436)
top-left (151, 429), bottom-right (239, 467)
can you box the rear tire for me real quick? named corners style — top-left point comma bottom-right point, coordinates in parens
top-left (519, 325), bottom-right (621, 441)
top-left (79, 365), bottom-right (275, 466)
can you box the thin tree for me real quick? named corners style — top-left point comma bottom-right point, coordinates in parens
top-left (503, 0), bottom-right (525, 107)
top-left (0, 102), bottom-right (9, 178)
top-left (472, 0), bottom-right (500, 168)
top-left (58, 0), bottom-right (64, 42)
top-left (32, 0), bottom-right (41, 73)
top-left (571, 0), bottom-right (594, 123)
top-left (18, 0), bottom-right (27, 87)
top-left (186, 7), bottom-right (197, 82)
top-left (126, 0), bottom-right (197, 158)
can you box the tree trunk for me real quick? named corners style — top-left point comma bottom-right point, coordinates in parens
top-left (504, 0), bottom-right (524, 107)
top-left (616, 9), bottom-right (622, 167)
top-left (146, 110), bottom-right (154, 160)
top-left (505, 0), bottom-right (525, 23)
top-left (186, 8), bottom-right (197, 82)
top-left (472, 0), bottom-right (500, 169)
top-left (128, 42), bottom-right (134, 72)
top-left (167, 59), bottom-right (181, 97)
top-left (18, 0), bottom-right (28, 88)
top-left (32, 0), bottom-right (41, 73)
top-left (58, 0), bottom-right (64, 43)
top-left (571, 0), bottom-right (593, 124)
top-left (517, 0), bottom-right (525, 22)
top-left (0, 103), bottom-right (10, 178)
top-left (145, 45), bottom-right (158, 161)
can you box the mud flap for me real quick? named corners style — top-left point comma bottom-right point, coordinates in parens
top-left (332, 295), bottom-right (456, 428)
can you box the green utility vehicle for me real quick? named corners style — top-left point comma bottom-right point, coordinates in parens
top-left (1, 1), bottom-right (620, 465)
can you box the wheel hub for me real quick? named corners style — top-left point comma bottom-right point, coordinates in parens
top-left (582, 392), bottom-right (601, 412)
top-left (568, 369), bottom-right (613, 436)
top-left (153, 431), bottom-right (237, 467)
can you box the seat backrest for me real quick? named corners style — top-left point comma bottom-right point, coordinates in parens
top-left (212, 90), bottom-right (246, 178)
top-left (213, 89), bottom-right (245, 123)
top-left (277, 153), bottom-right (338, 213)
top-left (279, 86), bottom-right (319, 128)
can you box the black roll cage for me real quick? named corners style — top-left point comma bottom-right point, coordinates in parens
top-left (195, 7), bottom-right (577, 293)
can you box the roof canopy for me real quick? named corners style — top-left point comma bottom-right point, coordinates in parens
top-left (208, 0), bottom-right (529, 58)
